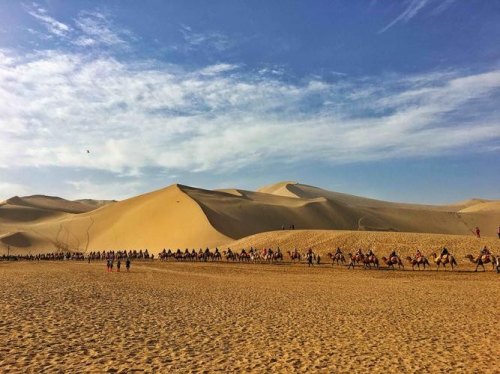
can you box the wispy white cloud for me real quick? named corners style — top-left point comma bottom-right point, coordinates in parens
top-left (73, 11), bottom-right (133, 47)
top-left (0, 48), bottom-right (499, 179)
top-left (180, 24), bottom-right (232, 51)
top-left (24, 5), bottom-right (134, 49)
top-left (379, 0), bottom-right (456, 33)
top-left (25, 2), bottom-right (71, 37)
top-left (199, 63), bottom-right (239, 76)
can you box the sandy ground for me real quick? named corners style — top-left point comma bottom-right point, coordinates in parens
top-left (1, 261), bottom-right (499, 373)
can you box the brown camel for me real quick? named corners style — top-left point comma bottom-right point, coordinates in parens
top-left (363, 254), bottom-right (379, 269)
top-left (465, 254), bottom-right (497, 272)
top-left (328, 252), bottom-right (346, 266)
top-left (287, 250), bottom-right (301, 262)
top-left (381, 256), bottom-right (404, 270)
top-left (430, 253), bottom-right (457, 271)
top-left (406, 256), bottom-right (431, 270)
top-left (347, 253), bottom-right (364, 269)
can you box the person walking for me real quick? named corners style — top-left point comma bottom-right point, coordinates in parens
top-left (475, 226), bottom-right (481, 238)
top-left (117, 259), bottom-right (121, 272)
top-left (497, 225), bottom-right (500, 239)
top-left (307, 248), bottom-right (314, 267)
top-left (126, 258), bottom-right (131, 272)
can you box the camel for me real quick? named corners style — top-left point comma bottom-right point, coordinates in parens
top-left (430, 253), bottom-right (457, 271)
top-left (347, 253), bottom-right (365, 269)
top-left (465, 254), bottom-right (497, 272)
top-left (363, 254), bottom-right (379, 269)
top-left (381, 256), bottom-right (404, 270)
top-left (287, 250), bottom-right (301, 262)
top-left (328, 251), bottom-right (346, 266)
top-left (406, 256), bottom-right (431, 270)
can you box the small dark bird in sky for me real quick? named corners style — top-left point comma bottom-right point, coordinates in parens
top-left (86, 150), bottom-right (90, 154)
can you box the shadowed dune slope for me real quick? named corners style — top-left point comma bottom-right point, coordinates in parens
top-left (255, 182), bottom-right (498, 236)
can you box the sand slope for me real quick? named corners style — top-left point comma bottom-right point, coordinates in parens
top-left (0, 181), bottom-right (498, 254)
top-left (227, 229), bottom-right (500, 260)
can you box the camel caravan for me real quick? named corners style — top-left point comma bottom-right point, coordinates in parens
top-left (2, 245), bottom-right (499, 272)
top-left (157, 245), bottom-right (498, 272)
top-left (158, 247), bottom-right (283, 263)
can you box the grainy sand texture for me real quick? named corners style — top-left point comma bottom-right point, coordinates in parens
top-left (1, 261), bottom-right (499, 373)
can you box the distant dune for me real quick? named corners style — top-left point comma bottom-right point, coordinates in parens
top-left (0, 182), bottom-right (498, 254)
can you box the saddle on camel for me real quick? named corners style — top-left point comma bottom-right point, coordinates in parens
top-left (406, 250), bottom-right (430, 270)
top-left (382, 250), bottom-right (404, 269)
top-left (430, 248), bottom-right (457, 270)
top-left (465, 247), bottom-right (496, 272)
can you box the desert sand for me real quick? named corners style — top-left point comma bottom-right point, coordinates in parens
top-left (1, 260), bottom-right (499, 373)
top-left (0, 182), bottom-right (498, 254)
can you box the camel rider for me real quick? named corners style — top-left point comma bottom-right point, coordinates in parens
top-left (415, 249), bottom-right (422, 259)
top-left (389, 249), bottom-right (397, 260)
top-left (356, 248), bottom-right (363, 256)
top-left (335, 247), bottom-right (342, 255)
top-left (480, 246), bottom-right (490, 257)
top-left (366, 249), bottom-right (374, 258)
top-left (440, 247), bottom-right (449, 258)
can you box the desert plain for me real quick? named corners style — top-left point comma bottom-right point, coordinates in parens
top-left (1, 259), bottom-right (499, 373)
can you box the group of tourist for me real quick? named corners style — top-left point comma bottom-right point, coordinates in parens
top-left (1, 244), bottom-right (497, 272)
top-left (105, 257), bottom-right (131, 272)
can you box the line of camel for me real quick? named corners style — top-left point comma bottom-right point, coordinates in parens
top-left (326, 248), bottom-right (499, 272)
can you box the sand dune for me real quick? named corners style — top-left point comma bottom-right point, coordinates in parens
top-left (5, 195), bottom-right (97, 214)
top-left (459, 200), bottom-right (500, 213)
top-left (0, 184), bottom-right (231, 253)
top-left (0, 181), bottom-right (498, 254)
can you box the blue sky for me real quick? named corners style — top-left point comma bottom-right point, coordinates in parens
top-left (0, 0), bottom-right (499, 203)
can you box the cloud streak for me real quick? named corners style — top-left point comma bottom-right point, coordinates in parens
top-left (379, 0), bottom-right (456, 33)
top-left (25, 3), bottom-right (72, 37)
top-left (73, 11), bottom-right (134, 47)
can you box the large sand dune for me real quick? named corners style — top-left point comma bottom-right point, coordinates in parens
top-left (0, 182), bottom-right (498, 254)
